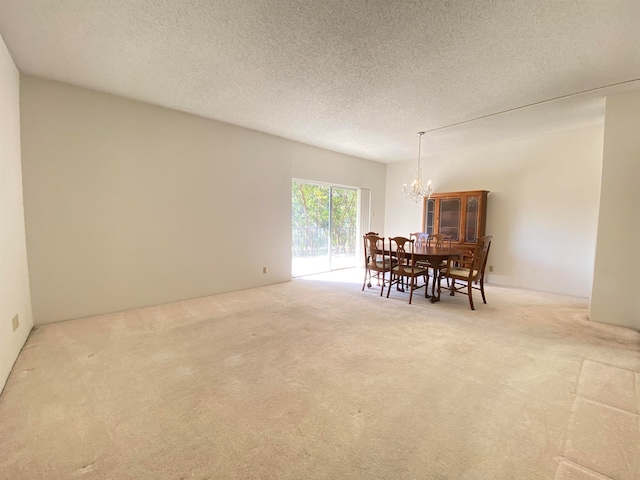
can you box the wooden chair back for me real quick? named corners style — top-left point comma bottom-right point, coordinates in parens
top-left (363, 234), bottom-right (385, 269)
top-left (390, 237), bottom-right (417, 271)
top-left (476, 235), bottom-right (493, 277)
top-left (410, 232), bottom-right (428, 247)
top-left (429, 233), bottom-right (452, 248)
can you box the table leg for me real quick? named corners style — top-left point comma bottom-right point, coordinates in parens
top-left (424, 261), bottom-right (437, 302)
top-left (429, 261), bottom-right (443, 303)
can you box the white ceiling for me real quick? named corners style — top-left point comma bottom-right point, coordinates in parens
top-left (1, 0), bottom-right (639, 163)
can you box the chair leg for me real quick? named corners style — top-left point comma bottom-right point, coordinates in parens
top-left (450, 279), bottom-right (456, 296)
top-left (468, 278), bottom-right (475, 310)
top-left (362, 268), bottom-right (368, 291)
top-left (379, 271), bottom-right (386, 296)
top-left (386, 273), bottom-right (394, 298)
top-left (480, 276), bottom-right (487, 304)
top-left (408, 276), bottom-right (414, 304)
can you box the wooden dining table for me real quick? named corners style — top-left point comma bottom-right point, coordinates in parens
top-left (391, 244), bottom-right (461, 303)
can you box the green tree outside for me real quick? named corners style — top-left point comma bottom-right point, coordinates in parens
top-left (292, 182), bottom-right (357, 258)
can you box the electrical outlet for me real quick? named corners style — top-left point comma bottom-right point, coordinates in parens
top-left (262, 267), bottom-right (268, 274)
top-left (12, 314), bottom-right (19, 332)
top-left (489, 266), bottom-right (494, 273)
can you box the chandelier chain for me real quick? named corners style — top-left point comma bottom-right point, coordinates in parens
top-left (402, 131), bottom-right (433, 202)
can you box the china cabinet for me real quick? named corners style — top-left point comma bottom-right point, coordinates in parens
top-left (421, 190), bottom-right (489, 246)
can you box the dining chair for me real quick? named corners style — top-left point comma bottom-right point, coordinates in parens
top-left (410, 232), bottom-right (429, 247)
top-left (409, 232), bottom-right (430, 288)
top-left (441, 235), bottom-right (493, 310)
top-left (426, 233), bottom-right (453, 285)
top-left (387, 237), bottom-right (428, 304)
top-left (362, 234), bottom-right (394, 295)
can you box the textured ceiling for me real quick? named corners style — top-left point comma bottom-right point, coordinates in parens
top-left (1, 0), bottom-right (639, 163)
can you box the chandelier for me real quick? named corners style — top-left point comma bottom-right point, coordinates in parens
top-left (402, 131), bottom-right (433, 202)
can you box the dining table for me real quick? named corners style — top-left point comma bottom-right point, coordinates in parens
top-left (391, 244), bottom-right (461, 303)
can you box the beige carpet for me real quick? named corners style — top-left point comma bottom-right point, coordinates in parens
top-left (1, 271), bottom-right (639, 480)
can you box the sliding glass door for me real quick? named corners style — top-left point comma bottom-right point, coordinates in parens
top-left (292, 182), bottom-right (358, 277)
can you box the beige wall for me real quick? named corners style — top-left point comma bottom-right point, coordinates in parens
top-left (590, 92), bottom-right (640, 329)
top-left (21, 76), bottom-right (386, 324)
top-left (0, 35), bottom-right (33, 391)
top-left (385, 127), bottom-right (604, 298)
top-left (21, 77), bottom-right (292, 324)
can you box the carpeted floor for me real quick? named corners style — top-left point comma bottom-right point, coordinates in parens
top-left (0, 271), bottom-right (639, 480)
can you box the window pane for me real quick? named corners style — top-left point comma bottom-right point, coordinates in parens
top-left (292, 182), bottom-right (330, 276)
top-left (330, 187), bottom-right (358, 269)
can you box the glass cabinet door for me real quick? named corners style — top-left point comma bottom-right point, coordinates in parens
top-left (465, 196), bottom-right (479, 243)
top-left (438, 198), bottom-right (460, 241)
top-left (424, 199), bottom-right (436, 235)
